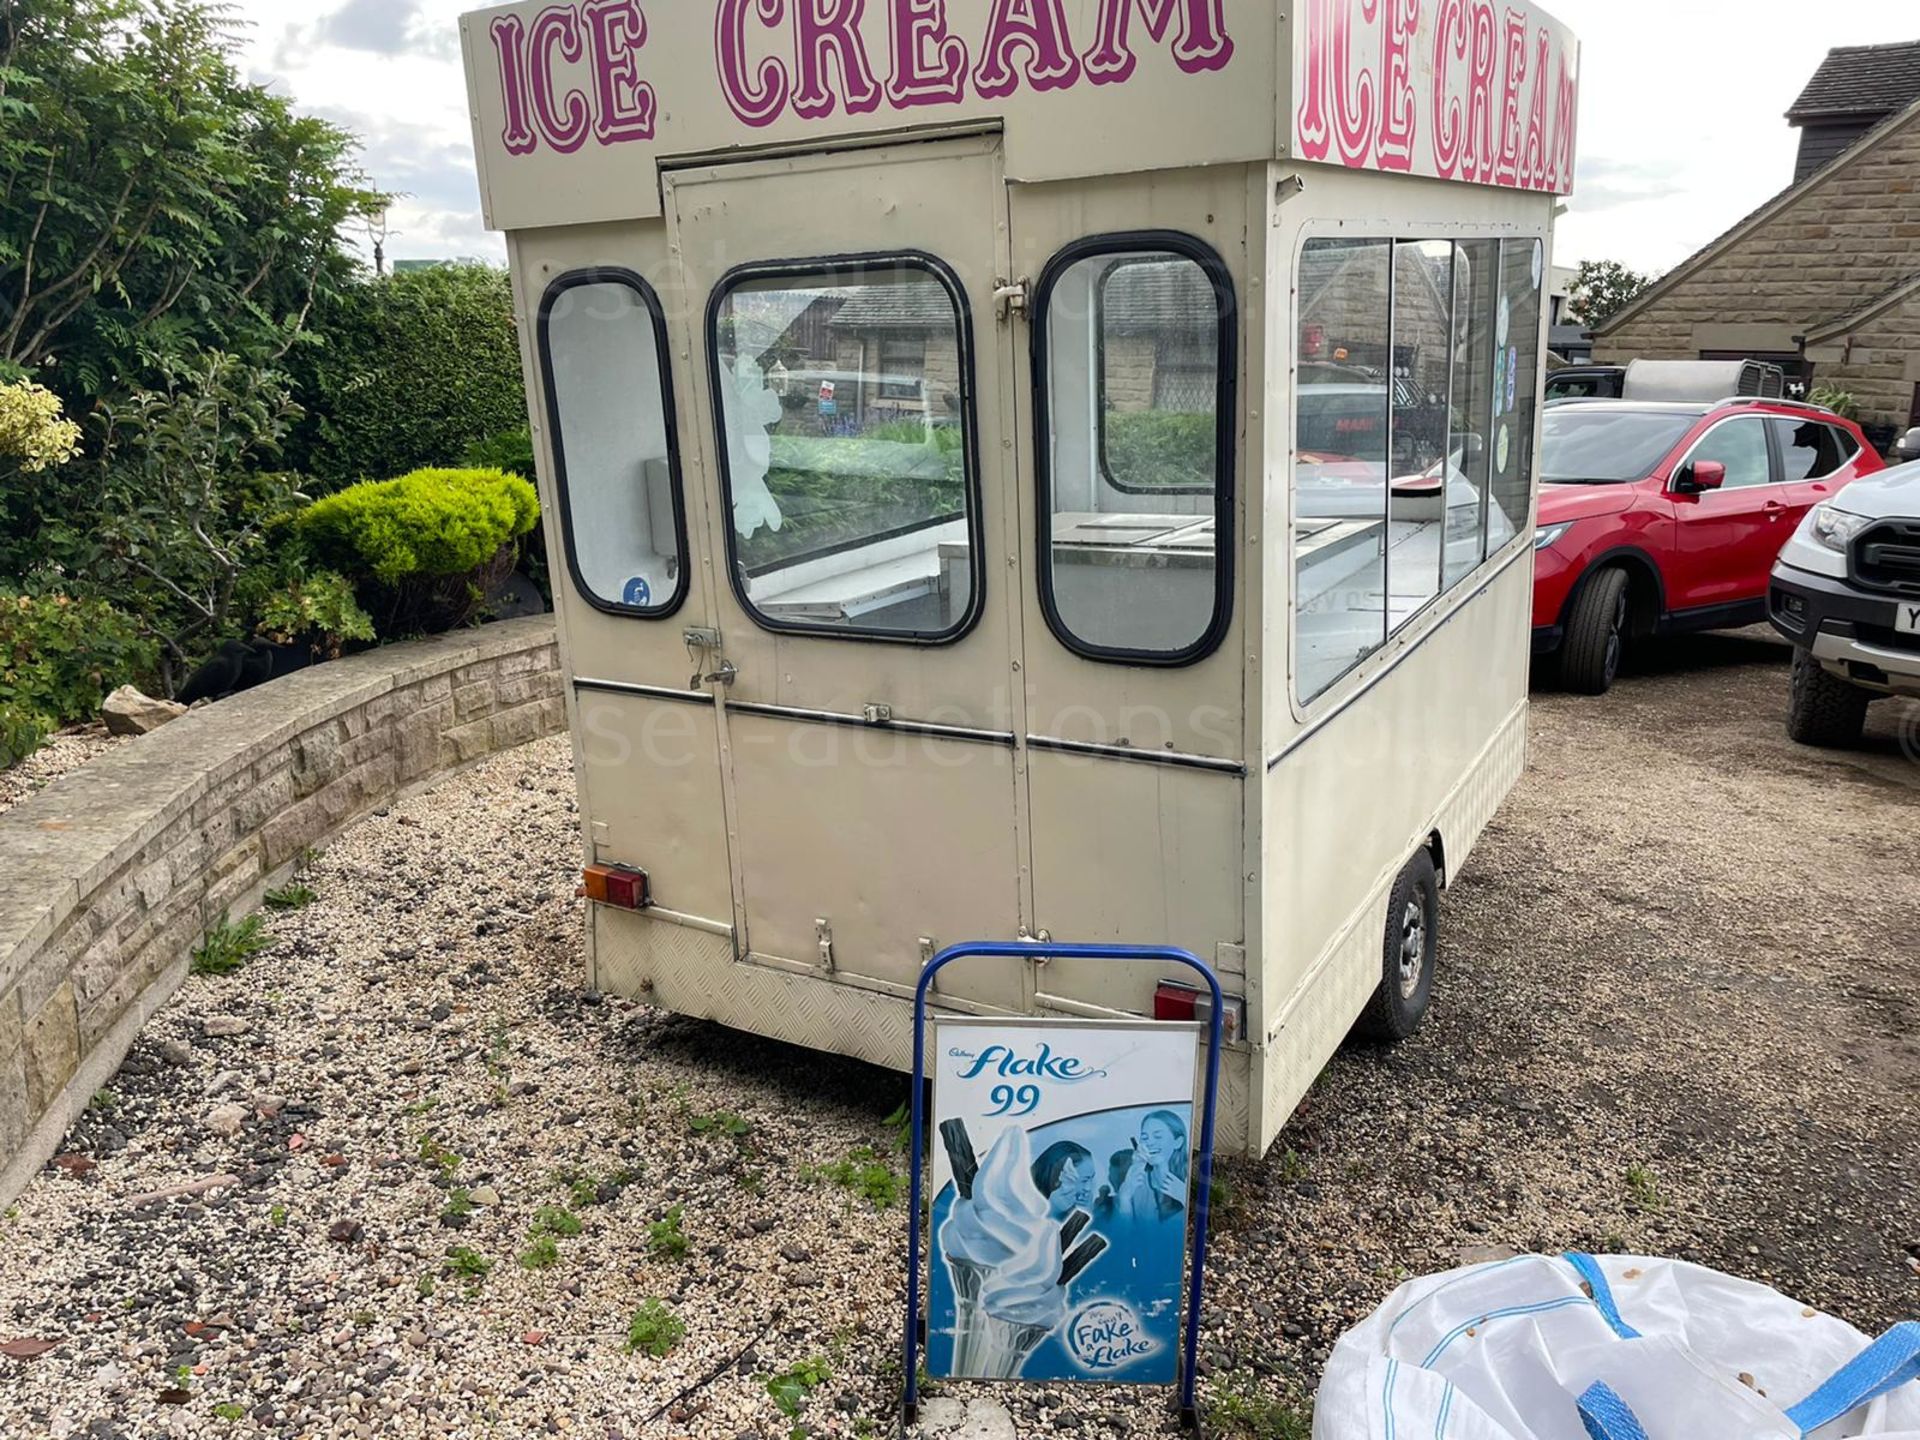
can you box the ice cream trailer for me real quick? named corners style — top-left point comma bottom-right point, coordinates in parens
top-left (461, 0), bottom-right (1580, 1154)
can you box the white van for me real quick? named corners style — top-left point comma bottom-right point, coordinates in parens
top-left (462, 0), bottom-right (1581, 1153)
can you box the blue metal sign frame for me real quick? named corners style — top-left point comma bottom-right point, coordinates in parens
top-left (902, 940), bottom-right (1224, 1431)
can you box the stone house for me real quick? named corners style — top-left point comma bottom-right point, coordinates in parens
top-left (1593, 43), bottom-right (1920, 448)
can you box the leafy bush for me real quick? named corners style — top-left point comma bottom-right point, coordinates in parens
top-left (1104, 410), bottom-right (1216, 489)
top-left (298, 468), bottom-right (539, 635)
top-left (0, 382), bottom-right (82, 472)
top-left (1808, 386), bottom-right (1860, 421)
top-left (293, 265), bottom-right (530, 487)
top-left (0, 592), bottom-right (157, 763)
top-left (463, 427), bottom-right (536, 480)
top-left (84, 353), bottom-right (308, 694)
top-left (245, 569), bottom-right (376, 657)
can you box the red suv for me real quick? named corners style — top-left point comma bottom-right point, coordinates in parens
top-left (1532, 398), bottom-right (1884, 692)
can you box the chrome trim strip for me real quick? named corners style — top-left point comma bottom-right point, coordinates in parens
top-left (1025, 735), bottom-right (1245, 776)
top-left (573, 676), bottom-right (712, 705)
top-left (722, 700), bottom-right (1015, 748)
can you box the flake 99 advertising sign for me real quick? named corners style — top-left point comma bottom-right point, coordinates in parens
top-left (926, 1018), bottom-right (1200, 1385)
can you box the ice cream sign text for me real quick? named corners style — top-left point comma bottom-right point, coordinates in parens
top-left (486, 0), bottom-right (1235, 153)
top-left (949, 1041), bottom-right (1107, 1116)
top-left (1292, 0), bottom-right (1579, 194)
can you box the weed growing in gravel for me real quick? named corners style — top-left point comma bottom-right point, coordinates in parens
top-left (415, 1273), bottom-right (435, 1299)
top-left (646, 1205), bottom-right (690, 1260)
top-left (625, 1298), bottom-right (686, 1357)
top-left (765, 1355), bottom-right (832, 1429)
top-left (807, 1148), bottom-right (903, 1209)
top-left (264, 882), bottom-right (317, 911)
top-left (882, 1100), bottom-right (912, 1151)
top-left (1625, 1163), bottom-right (1664, 1212)
top-left (533, 1204), bottom-right (583, 1237)
top-left (519, 1234), bottom-right (560, 1270)
top-left (211, 1402), bottom-right (246, 1421)
top-left (686, 1108), bottom-right (753, 1141)
top-left (418, 1133), bottom-right (462, 1179)
top-left (88, 1088), bottom-right (117, 1113)
top-left (556, 1164), bottom-right (640, 1209)
top-left (1206, 1371), bottom-right (1312, 1439)
top-left (268, 1204), bottom-right (288, 1228)
top-left (444, 1246), bottom-right (492, 1282)
top-left (1275, 1148), bottom-right (1308, 1184)
top-left (440, 1188), bottom-right (475, 1224)
top-left (192, 913), bottom-right (272, 976)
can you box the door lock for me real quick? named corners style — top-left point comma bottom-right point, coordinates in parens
top-left (696, 659), bottom-right (738, 687)
top-left (993, 278), bottom-right (1030, 322)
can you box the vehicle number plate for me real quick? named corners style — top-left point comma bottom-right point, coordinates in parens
top-left (1896, 601), bottom-right (1920, 636)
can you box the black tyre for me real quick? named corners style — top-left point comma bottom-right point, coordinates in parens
top-left (1559, 566), bottom-right (1630, 695)
top-left (1785, 647), bottom-right (1870, 748)
top-left (1355, 849), bottom-right (1439, 1044)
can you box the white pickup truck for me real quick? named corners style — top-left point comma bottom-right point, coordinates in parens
top-left (1769, 436), bottom-right (1920, 746)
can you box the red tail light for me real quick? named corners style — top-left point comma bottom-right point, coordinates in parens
top-left (1153, 981), bottom-right (1244, 1043)
top-left (582, 863), bottom-right (650, 910)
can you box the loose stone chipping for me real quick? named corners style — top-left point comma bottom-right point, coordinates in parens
top-left (0, 641), bottom-right (1915, 1438)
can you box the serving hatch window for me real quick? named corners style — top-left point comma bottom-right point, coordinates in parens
top-left (538, 270), bottom-right (686, 615)
top-left (710, 258), bottom-right (979, 641)
top-left (1293, 234), bottom-right (1545, 704)
top-left (1037, 237), bottom-right (1235, 665)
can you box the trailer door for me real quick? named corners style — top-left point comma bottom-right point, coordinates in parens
top-left (663, 134), bottom-right (1030, 1009)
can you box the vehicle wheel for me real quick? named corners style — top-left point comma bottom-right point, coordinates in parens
top-left (1559, 566), bottom-right (1630, 695)
top-left (1355, 849), bottom-right (1438, 1045)
top-left (1786, 647), bottom-right (1870, 748)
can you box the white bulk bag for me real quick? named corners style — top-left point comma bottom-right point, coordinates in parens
top-left (1313, 1253), bottom-right (1920, 1440)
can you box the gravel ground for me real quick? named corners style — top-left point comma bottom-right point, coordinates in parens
top-left (0, 725), bottom-right (130, 817)
top-left (0, 633), bottom-right (1915, 1439)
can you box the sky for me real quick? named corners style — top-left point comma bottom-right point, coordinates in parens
top-left (230, 0), bottom-right (1920, 279)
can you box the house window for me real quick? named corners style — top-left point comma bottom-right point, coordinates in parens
top-left (537, 269), bottom-right (686, 616)
top-left (709, 256), bottom-right (981, 642)
top-left (878, 336), bottom-right (927, 400)
top-left (1035, 236), bottom-right (1236, 666)
top-left (1293, 234), bottom-right (1545, 705)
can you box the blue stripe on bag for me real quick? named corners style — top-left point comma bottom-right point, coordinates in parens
top-left (1784, 1320), bottom-right (1920, 1435)
top-left (1576, 1381), bottom-right (1652, 1440)
top-left (1562, 1253), bottom-right (1641, 1340)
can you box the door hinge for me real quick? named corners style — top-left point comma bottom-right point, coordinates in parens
top-left (993, 277), bottom-right (1030, 323)
top-left (815, 917), bottom-right (835, 971)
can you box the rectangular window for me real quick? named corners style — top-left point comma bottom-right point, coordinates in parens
top-left (1038, 240), bottom-right (1234, 664)
top-left (1295, 238), bottom-right (1390, 702)
top-left (539, 270), bottom-right (685, 615)
top-left (1294, 233), bottom-right (1545, 705)
top-left (710, 259), bottom-right (978, 641)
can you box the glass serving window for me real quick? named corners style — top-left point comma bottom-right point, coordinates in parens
top-left (538, 271), bottom-right (685, 615)
top-left (1038, 240), bottom-right (1234, 664)
top-left (710, 259), bottom-right (978, 641)
top-left (1294, 233), bottom-right (1545, 705)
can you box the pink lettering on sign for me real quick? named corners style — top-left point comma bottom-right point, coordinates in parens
top-left (493, 2), bottom-right (660, 154)
top-left (972, 0), bottom-right (1081, 98)
top-left (886, 0), bottom-right (968, 107)
top-left (715, 0), bottom-right (790, 126)
top-left (1294, 0), bottom-right (1578, 194)
top-left (1081, 0), bottom-right (1234, 86)
top-left (793, 0), bottom-right (884, 118)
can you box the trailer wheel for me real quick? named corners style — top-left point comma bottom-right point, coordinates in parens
top-left (1785, 647), bottom-right (1870, 748)
top-left (1559, 565), bottom-right (1630, 695)
top-left (1356, 849), bottom-right (1438, 1044)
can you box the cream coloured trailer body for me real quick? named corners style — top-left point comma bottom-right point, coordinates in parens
top-left (461, 0), bottom-right (1580, 1154)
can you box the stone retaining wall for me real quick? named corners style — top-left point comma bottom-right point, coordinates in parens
top-left (0, 617), bottom-right (563, 1204)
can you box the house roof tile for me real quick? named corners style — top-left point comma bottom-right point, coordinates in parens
top-left (1786, 40), bottom-right (1920, 122)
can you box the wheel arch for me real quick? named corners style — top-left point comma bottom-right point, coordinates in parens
top-left (1560, 546), bottom-right (1668, 638)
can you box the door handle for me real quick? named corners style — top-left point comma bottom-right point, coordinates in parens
top-left (1763, 500), bottom-right (1787, 521)
top-left (691, 659), bottom-right (737, 688)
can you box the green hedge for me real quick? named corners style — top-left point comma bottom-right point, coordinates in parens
top-left (291, 265), bottom-right (530, 488)
top-left (1103, 410), bottom-right (1216, 489)
top-left (297, 468), bottom-right (538, 635)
